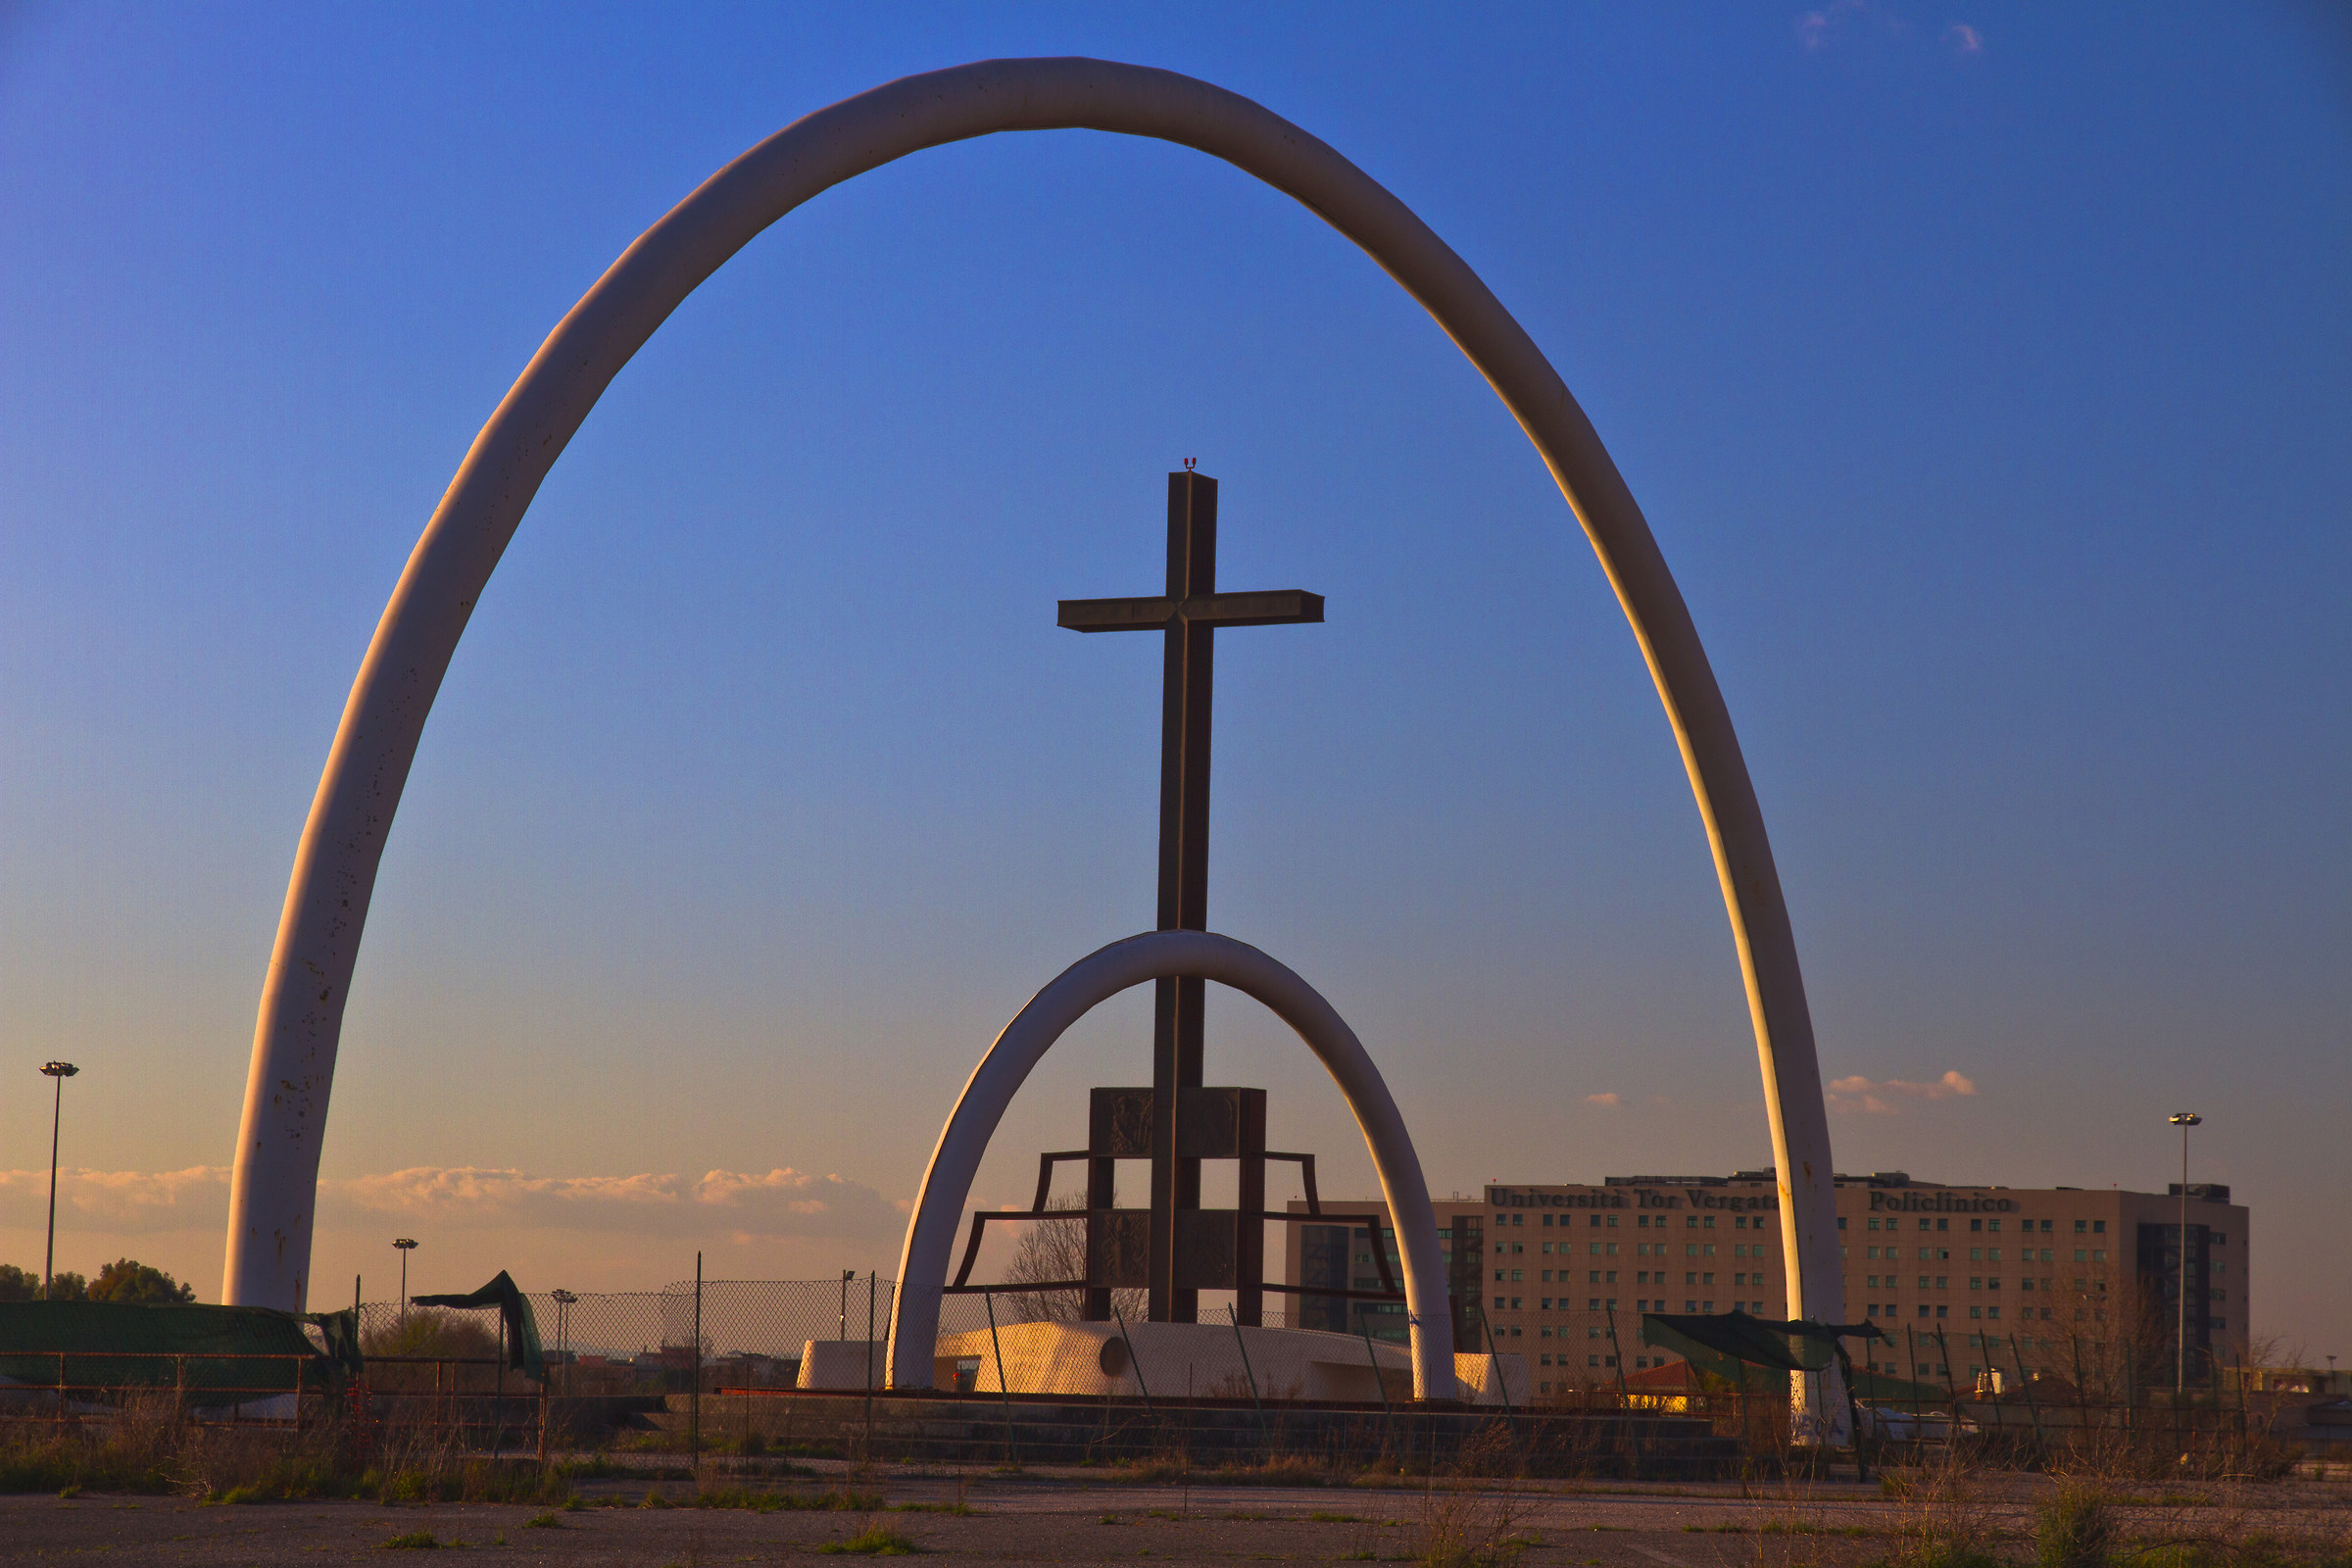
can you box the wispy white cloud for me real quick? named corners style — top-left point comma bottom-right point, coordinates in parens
top-left (1797, 2), bottom-right (1979, 58)
top-left (1796, 0), bottom-right (1869, 51)
top-left (1586, 1093), bottom-right (1623, 1108)
top-left (0, 1165), bottom-right (229, 1232)
top-left (0, 1165), bottom-right (895, 1240)
top-left (1824, 1070), bottom-right (1978, 1116)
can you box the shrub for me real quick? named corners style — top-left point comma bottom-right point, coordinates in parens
top-left (819, 1524), bottom-right (919, 1555)
top-left (2036, 1488), bottom-right (2118, 1568)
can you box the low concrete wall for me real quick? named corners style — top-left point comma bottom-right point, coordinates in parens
top-left (676, 1388), bottom-right (1740, 1477)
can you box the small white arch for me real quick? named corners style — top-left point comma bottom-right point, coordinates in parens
top-left (887, 929), bottom-right (1456, 1400)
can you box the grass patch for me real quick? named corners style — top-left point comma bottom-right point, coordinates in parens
top-left (893, 1500), bottom-right (981, 1515)
top-left (1312, 1512), bottom-right (1363, 1523)
top-left (523, 1510), bottom-right (563, 1529)
top-left (552, 1456), bottom-right (692, 1482)
top-left (819, 1524), bottom-right (920, 1556)
top-left (1104, 1454), bottom-right (1344, 1489)
top-left (2036, 1487), bottom-right (2118, 1568)
top-left (381, 1532), bottom-right (447, 1549)
top-left (1687, 1523), bottom-right (1875, 1538)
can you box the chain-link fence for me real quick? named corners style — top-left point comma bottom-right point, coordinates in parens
top-left (357, 1280), bottom-right (1021, 1397)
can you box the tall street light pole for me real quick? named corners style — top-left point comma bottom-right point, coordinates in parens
top-left (393, 1239), bottom-right (417, 1327)
top-left (2169, 1112), bottom-right (2202, 1396)
top-left (39, 1062), bottom-right (78, 1300)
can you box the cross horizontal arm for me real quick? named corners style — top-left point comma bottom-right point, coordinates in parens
top-left (1057, 590), bottom-right (1324, 632)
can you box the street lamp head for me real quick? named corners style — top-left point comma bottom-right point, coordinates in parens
top-left (551, 1289), bottom-right (579, 1304)
top-left (40, 1061), bottom-right (77, 1079)
top-left (843, 1269), bottom-right (857, 1282)
top-left (2169, 1112), bottom-right (2201, 1127)
top-left (392, 1238), bottom-right (418, 1250)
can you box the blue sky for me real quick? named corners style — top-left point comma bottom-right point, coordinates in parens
top-left (1, 4), bottom-right (2345, 1352)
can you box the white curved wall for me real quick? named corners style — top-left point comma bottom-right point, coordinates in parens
top-left (886, 929), bottom-right (1455, 1399)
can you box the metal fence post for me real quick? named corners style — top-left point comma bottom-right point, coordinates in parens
top-left (691, 1251), bottom-right (703, 1465)
top-left (1358, 1304), bottom-right (1396, 1457)
top-left (1224, 1305), bottom-right (1266, 1439)
top-left (493, 1313), bottom-right (506, 1462)
top-left (984, 1290), bottom-right (1019, 1467)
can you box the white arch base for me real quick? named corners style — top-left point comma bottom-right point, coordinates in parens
top-left (888, 930), bottom-right (1456, 1401)
top-left (222, 57), bottom-right (1846, 1440)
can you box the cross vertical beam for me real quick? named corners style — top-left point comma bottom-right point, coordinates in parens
top-left (1057, 471), bottom-right (1322, 1322)
top-left (1154, 469), bottom-right (1216, 1322)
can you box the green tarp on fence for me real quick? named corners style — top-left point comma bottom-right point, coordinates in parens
top-left (412, 1272), bottom-right (543, 1381)
top-left (0, 1300), bottom-right (360, 1404)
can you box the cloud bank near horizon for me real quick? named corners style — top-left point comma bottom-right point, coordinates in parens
top-left (0, 1165), bottom-right (897, 1240)
top-left (1824, 1071), bottom-right (1978, 1116)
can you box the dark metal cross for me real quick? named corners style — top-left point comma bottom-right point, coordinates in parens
top-left (1058, 470), bottom-right (1322, 1321)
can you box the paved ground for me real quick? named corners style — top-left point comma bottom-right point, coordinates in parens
top-left (6, 1463), bottom-right (2346, 1567)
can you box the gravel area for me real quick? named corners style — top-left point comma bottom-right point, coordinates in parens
top-left (4, 1463), bottom-right (2344, 1567)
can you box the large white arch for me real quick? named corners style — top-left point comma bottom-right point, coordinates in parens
top-left (222, 57), bottom-right (1844, 1435)
top-left (888, 929), bottom-right (1454, 1399)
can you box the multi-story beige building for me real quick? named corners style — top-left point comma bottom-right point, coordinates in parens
top-left (1286, 1171), bottom-right (2247, 1398)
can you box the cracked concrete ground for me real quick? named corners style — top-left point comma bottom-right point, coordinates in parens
top-left (5, 1464), bottom-right (2346, 1567)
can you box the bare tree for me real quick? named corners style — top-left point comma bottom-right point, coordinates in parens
top-left (1000, 1195), bottom-right (1146, 1323)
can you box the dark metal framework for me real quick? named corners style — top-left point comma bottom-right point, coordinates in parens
top-left (943, 472), bottom-right (1398, 1326)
